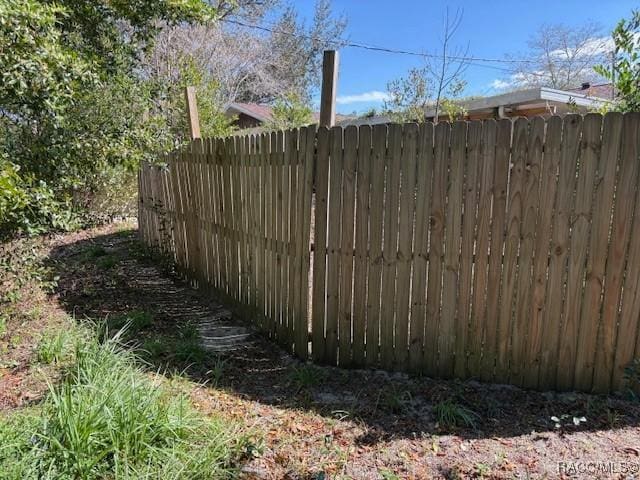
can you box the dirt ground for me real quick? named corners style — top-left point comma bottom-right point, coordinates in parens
top-left (2, 222), bottom-right (640, 479)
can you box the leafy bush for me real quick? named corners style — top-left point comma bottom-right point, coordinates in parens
top-left (0, 331), bottom-right (248, 479)
top-left (595, 10), bottom-right (640, 112)
top-left (0, 0), bottom-right (216, 238)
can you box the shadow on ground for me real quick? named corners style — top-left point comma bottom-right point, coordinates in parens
top-left (46, 228), bottom-right (640, 445)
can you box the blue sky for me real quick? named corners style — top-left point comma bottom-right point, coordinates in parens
top-left (294, 0), bottom-right (638, 114)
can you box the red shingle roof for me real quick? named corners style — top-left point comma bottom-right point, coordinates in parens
top-left (229, 103), bottom-right (274, 122)
top-left (567, 83), bottom-right (615, 100)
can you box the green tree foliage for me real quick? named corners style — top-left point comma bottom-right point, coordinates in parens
top-left (385, 67), bottom-right (432, 123)
top-left (0, 0), bottom-right (215, 237)
top-left (595, 10), bottom-right (640, 112)
top-left (266, 92), bottom-right (313, 130)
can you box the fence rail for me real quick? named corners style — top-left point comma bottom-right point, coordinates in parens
top-left (139, 112), bottom-right (640, 393)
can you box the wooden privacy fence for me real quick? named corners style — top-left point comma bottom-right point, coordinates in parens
top-left (139, 112), bottom-right (640, 393)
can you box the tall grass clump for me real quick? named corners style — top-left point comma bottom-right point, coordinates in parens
top-left (0, 330), bottom-right (248, 479)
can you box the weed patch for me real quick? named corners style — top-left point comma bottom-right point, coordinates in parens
top-left (434, 400), bottom-right (479, 430)
top-left (105, 309), bottom-right (153, 335)
top-left (96, 255), bottom-right (117, 270)
top-left (36, 330), bottom-right (71, 364)
top-left (0, 331), bottom-right (249, 479)
top-left (290, 364), bottom-right (327, 392)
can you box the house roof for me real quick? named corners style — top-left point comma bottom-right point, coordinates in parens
top-left (567, 82), bottom-right (615, 100)
top-left (423, 86), bottom-right (611, 119)
top-left (227, 102), bottom-right (356, 127)
top-left (226, 103), bottom-right (274, 122)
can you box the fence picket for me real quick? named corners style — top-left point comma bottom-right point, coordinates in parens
top-left (338, 126), bottom-right (358, 366)
top-left (325, 126), bottom-right (344, 364)
top-left (574, 113), bottom-right (622, 391)
top-left (424, 122), bottom-right (450, 377)
top-left (456, 121), bottom-right (481, 378)
top-left (395, 123), bottom-right (418, 370)
top-left (539, 115), bottom-right (582, 390)
top-left (380, 124), bottom-right (403, 369)
top-left (481, 119), bottom-right (511, 383)
top-left (409, 123), bottom-right (434, 372)
top-left (365, 124), bottom-right (387, 367)
top-left (312, 127), bottom-right (331, 362)
top-left (593, 113), bottom-right (640, 392)
top-left (439, 121), bottom-right (466, 377)
top-left (511, 117), bottom-right (544, 386)
top-left (556, 114), bottom-right (598, 390)
top-left (352, 125), bottom-right (372, 366)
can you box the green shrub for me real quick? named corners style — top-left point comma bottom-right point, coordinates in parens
top-left (0, 331), bottom-right (247, 479)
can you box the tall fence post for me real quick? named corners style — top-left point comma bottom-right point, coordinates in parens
top-left (319, 50), bottom-right (339, 128)
top-left (184, 86), bottom-right (201, 140)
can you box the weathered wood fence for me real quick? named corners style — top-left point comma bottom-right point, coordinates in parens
top-left (139, 113), bottom-right (640, 393)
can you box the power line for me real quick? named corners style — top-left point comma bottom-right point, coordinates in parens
top-left (221, 17), bottom-right (607, 69)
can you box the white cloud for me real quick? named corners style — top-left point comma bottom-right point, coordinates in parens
top-left (336, 90), bottom-right (390, 105)
top-left (550, 35), bottom-right (614, 59)
top-left (489, 71), bottom-right (550, 91)
top-left (489, 79), bottom-right (513, 90)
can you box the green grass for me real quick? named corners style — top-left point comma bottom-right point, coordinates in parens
top-left (139, 324), bottom-right (209, 367)
top-left (96, 255), bottom-right (117, 270)
top-left (106, 310), bottom-right (153, 334)
top-left (36, 330), bottom-right (71, 364)
top-left (83, 245), bottom-right (108, 259)
top-left (433, 399), bottom-right (479, 430)
top-left (379, 389), bottom-right (412, 414)
top-left (0, 329), bottom-right (249, 479)
top-left (289, 364), bottom-right (327, 392)
top-left (173, 324), bottom-right (208, 364)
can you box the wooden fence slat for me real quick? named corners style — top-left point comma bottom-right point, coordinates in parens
top-left (338, 126), bottom-right (358, 366)
top-left (249, 135), bottom-right (259, 310)
top-left (539, 115), bottom-right (582, 390)
top-left (325, 126), bottom-right (344, 364)
top-left (574, 112), bottom-right (623, 391)
top-left (409, 123), bottom-right (434, 372)
top-left (278, 130), bottom-right (291, 347)
top-left (395, 123), bottom-right (418, 370)
top-left (556, 114), bottom-right (598, 390)
top-left (365, 124), bottom-right (388, 367)
top-left (294, 126), bottom-right (316, 359)
top-left (480, 119), bottom-right (512, 382)
top-left (455, 120), bottom-right (481, 378)
top-left (380, 124), bottom-right (403, 369)
top-left (352, 125), bottom-right (372, 366)
top-left (424, 122), bottom-right (450, 377)
top-left (268, 131), bottom-right (278, 335)
top-left (438, 121), bottom-right (466, 377)
top-left (510, 117), bottom-right (544, 386)
top-left (202, 140), bottom-right (214, 290)
top-left (467, 120), bottom-right (496, 378)
top-left (593, 112), bottom-right (640, 392)
top-left (312, 127), bottom-right (331, 362)
top-left (243, 135), bottom-right (252, 305)
top-left (259, 133), bottom-right (269, 329)
top-left (236, 137), bottom-right (246, 302)
top-left (274, 131), bottom-right (285, 340)
top-left (286, 129), bottom-right (298, 351)
top-left (495, 118), bottom-right (526, 382)
top-left (609, 114), bottom-right (640, 389)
